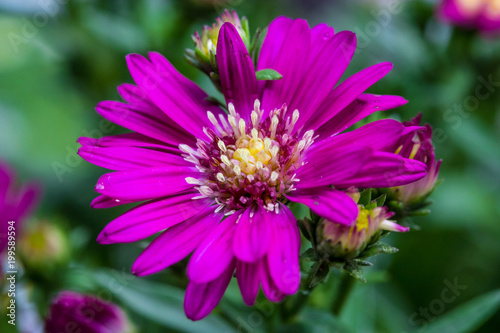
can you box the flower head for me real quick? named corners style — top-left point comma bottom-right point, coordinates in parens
top-left (79, 17), bottom-right (426, 320)
top-left (19, 219), bottom-right (69, 272)
top-left (193, 9), bottom-right (249, 58)
top-left (318, 190), bottom-right (408, 261)
top-left (0, 160), bottom-right (38, 254)
top-left (45, 291), bottom-right (130, 333)
top-left (391, 114), bottom-right (441, 204)
top-left (439, 0), bottom-right (500, 33)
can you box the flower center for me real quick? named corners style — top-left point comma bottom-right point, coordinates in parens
top-left (180, 100), bottom-right (314, 214)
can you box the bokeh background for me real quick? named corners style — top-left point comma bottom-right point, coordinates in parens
top-left (1, 0), bottom-right (500, 332)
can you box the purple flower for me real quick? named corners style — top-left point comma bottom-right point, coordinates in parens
top-left (0, 160), bottom-right (38, 254)
top-left (438, 0), bottom-right (500, 33)
top-left (79, 17), bottom-right (426, 320)
top-left (391, 114), bottom-right (441, 204)
top-left (45, 291), bottom-right (130, 333)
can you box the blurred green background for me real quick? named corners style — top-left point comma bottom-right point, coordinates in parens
top-left (1, 0), bottom-right (500, 332)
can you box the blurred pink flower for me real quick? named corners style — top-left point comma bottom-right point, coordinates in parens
top-left (439, 0), bottom-right (500, 33)
top-left (45, 291), bottom-right (130, 333)
top-left (0, 160), bottom-right (38, 254)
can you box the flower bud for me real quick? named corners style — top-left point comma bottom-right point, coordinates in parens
top-left (194, 9), bottom-right (249, 58)
top-left (392, 114), bottom-right (441, 204)
top-left (185, 9), bottom-right (250, 84)
top-left (19, 219), bottom-right (69, 272)
top-left (45, 291), bottom-right (132, 333)
top-left (317, 192), bottom-right (408, 261)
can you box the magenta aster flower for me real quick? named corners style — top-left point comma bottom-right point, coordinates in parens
top-left (438, 0), bottom-right (500, 33)
top-left (45, 291), bottom-right (130, 333)
top-left (391, 114), bottom-right (442, 204)
top-left (79, 17), bottom-right (426, 320)
top-left (0, 160), bottom-right (38, 254)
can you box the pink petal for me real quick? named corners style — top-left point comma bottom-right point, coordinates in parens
top-left (287, 187), bottom-right (358, 226)
top-left (315, 94), bottom-right (408, 139)
top-left (95, 166), bottom-right (200, 201)
top-left (187, 211), bottom-right (241, 283)
top-left (90, 195), bottom-right (135, 209)
top-left (303, 62), bottom-right (394, 132)
top-left (267, 204), bottom-right (300, 295)
top-left (126, 53), bottom-right (224, 140)
top-left (236, 260), bottom-right (260, 306)
top-left (131, 208), bottom-right (221, 276)
top-left (260, 257), bottom-right (286, 302)
top-left (96, 100), bottom-right (194, 146)
top-left (258, 18), bottom-right (311, 119)
top-left (97, 192), bottom-right (211, 244)
top-left (184, 259), bottom-right (236, 321)
top-left (217, 23), bottom-right (258, 120)
top-left (292, 31), bottom-right (357, 132)
top-left (296, 144), bottom-right (371, 188)
top-left (233, 206), bottom-right (273, 262)
top-left (78, 146), bottom-right (188, 171)
top-left (334, 151), bottom-right (427, 188)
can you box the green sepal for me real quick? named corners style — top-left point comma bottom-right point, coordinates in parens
top-left (375, 241), bottom-right (399, 254)
top-left (374, 193), bottom-right (387, 207)
top-left (301, 248), bottom-right (317, 262)
top-left (210, 72), bottom-right (220, 81)
top-left (308, 260), bottom-right (331, 288)
top-left (351, 259), bottom-right (373, 267)
top-left (298, 217), bottom-right (315, 243)
top-left (343, 261), bottom-right (366, 283)
top-left (256, 69), bottom-right (283, 81)
top-left (358, 188), bottom-right (372, 206)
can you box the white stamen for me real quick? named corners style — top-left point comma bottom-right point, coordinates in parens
top-left (292, 109), bottom-right (300, 126)
top-left (267, 203), bottom-right (275, 211)
top-left (270, 115), bottom-right (279, 139)
top-left (207, 111), bottom-right (224, 134)
top-left (221, 155), bottom-right (232, 167)
top-left (228, 102), bottom-right (237, 117)
top-left (264, 138), bottom-right (272, 150)
top-left (217, 140), bottom-right (227, 152)
top-left (255, 161), bottom-right (263, 170)
top-left (216, 173), bottom-right (225, 182)
top-left (233, 165), bottom-right (241, 175)
top-left (270, 146), bottom-right (279, 157)
top-left (228, 115), bottom-right (239, 136)
top-left (247, 174), bottom-right (255, 182)
top-left (199, 186), bottom-right (214, 196)
top-left (185, 177), bottom-right (203, 185)
top-left (239, 119), bottom-right (246, 137)
top-left (251, 111), bottom-right (258, 128)
top-left (270, 171), bottom-right (279, 182)
top-left (251, 128), bottom-right (259, 139)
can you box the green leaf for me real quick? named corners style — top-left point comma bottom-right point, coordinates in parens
top-left (93, 270), bottom-right (233, 333)
top-left (420, 289), bottom-right (500, 333)
top-left (256, 69), bottom-right (283, 81)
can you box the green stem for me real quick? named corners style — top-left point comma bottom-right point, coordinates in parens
top-left (331, 273), bottom-right (356, 317)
